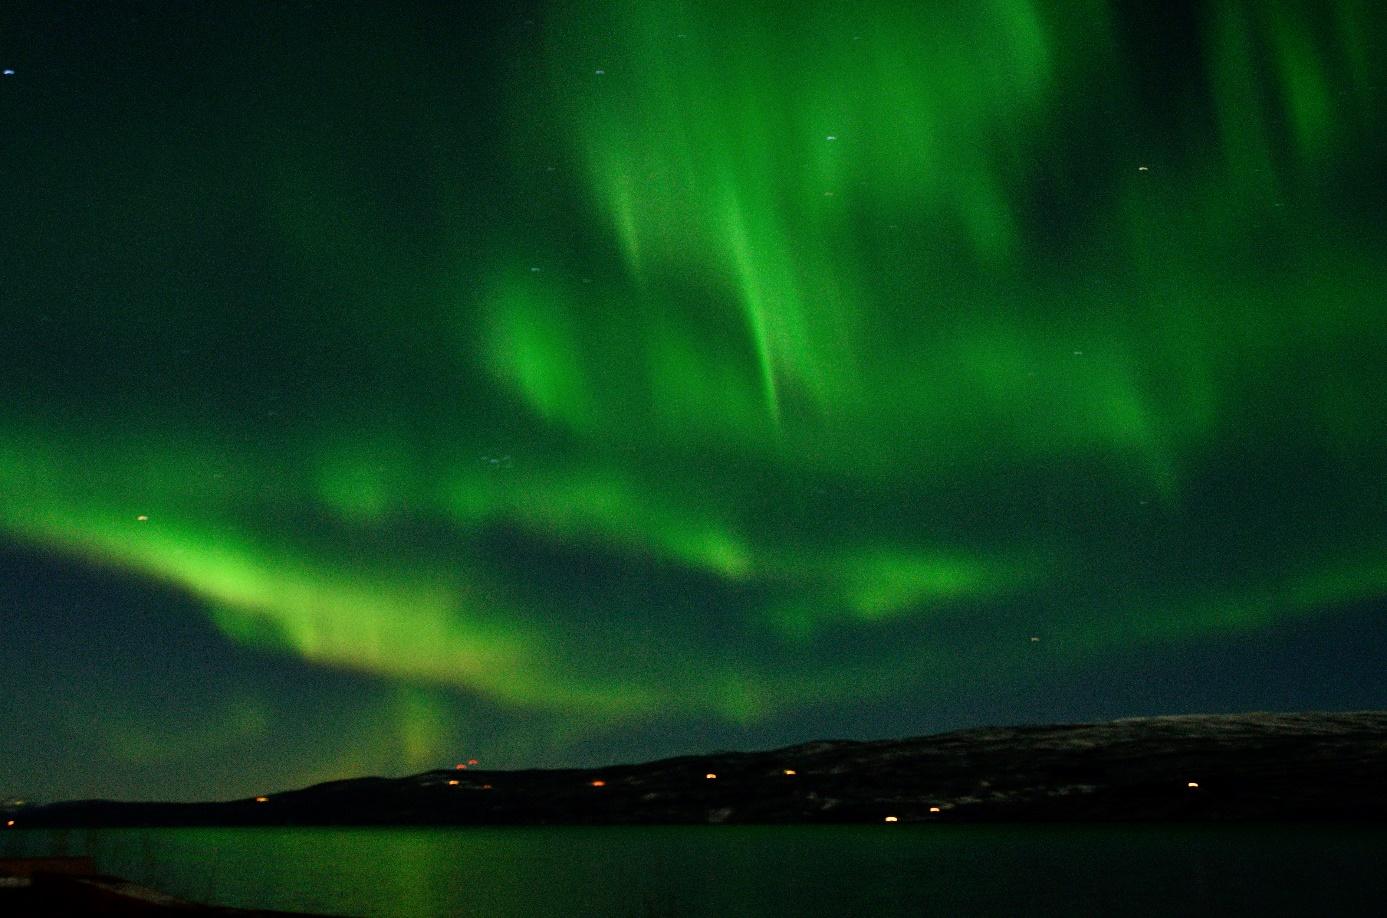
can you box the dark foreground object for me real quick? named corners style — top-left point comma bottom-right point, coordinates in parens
top-left (0, 858), bottom-right (330, 916)
top-left (9, 711), bottom-right (1387, 828)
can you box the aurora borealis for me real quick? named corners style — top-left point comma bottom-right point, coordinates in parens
top-left (2, 0), bottom-right (1385, 801)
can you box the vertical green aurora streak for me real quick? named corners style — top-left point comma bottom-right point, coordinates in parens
top-left (2, 0), bottom-right (1385, 790)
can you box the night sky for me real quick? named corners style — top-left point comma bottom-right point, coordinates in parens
top-left (3, 1), bottom-right (1385, 803)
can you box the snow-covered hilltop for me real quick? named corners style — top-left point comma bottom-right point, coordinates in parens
top-left (18, 711), bottom-right (1387, 827)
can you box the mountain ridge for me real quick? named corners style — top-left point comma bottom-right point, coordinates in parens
top-left (9, 710), bottom-right (1386, 827)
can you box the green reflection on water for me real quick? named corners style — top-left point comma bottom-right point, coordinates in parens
top-left (4, 825), bottom-right (1386, 917)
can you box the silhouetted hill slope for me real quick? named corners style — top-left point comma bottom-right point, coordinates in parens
top-left (13, 711), bottom-right (1387, 827)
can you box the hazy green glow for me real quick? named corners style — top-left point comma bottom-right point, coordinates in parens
top-left (98, 697), bottom-right (269, 767)
top-left (3, 0), bottom-right (1385, 784)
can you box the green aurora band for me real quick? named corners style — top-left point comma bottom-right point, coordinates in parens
top-left (3, 0), bottom-right (1386, 783)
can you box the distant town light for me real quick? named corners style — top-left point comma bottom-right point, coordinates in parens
top-left (455, 763), bottom-right (466, 770)
top-left (929, 806), bottom-right (941, 813)
top-left (467, 759), bottom-right (479, 766)
top-left (1187, 781), bottom-right (1199, 789)
top-left (255, 796), bottom-right (269, 803)
top-left (884, 815), bottom-right (898, 823)
top-left (590, 780), bottom-right (606, 787)
top-left (482, 784), bottom-right (493, 790)
top-left (5, 819), bottom-right (14, 827)
top-left (447, 780), bottom-right (460, 786)
top-left (705, 773), bottom-right (717, 780)
top-left (783, 769), bottom-right (797, 776)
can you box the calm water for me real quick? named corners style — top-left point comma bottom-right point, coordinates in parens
top-left (4, 824), bottom-right (1386, 916)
